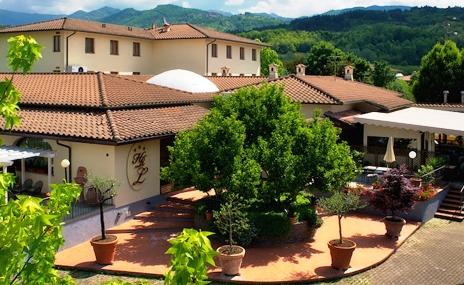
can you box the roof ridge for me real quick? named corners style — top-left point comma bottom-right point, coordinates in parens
top-left (105, 110), bottom-right (121, 142)
top-left (185, 23), bottom-right (208, 38)
top-left (97, 72), bottom-right (109, 107)
top-left (0, 17), bottom-right (66, 30)
top-left (293, 75), bottom-right (343, 104)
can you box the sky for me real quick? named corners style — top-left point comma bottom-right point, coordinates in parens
top-left (0, 0), bottom-right (463, 17)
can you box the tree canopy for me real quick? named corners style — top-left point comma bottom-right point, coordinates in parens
top-left (260, 47), bottom-right (287, 77)
top-left (413, 40), bottom-right (464, 103)
top-left (163, 85), bottom-right (357, 212)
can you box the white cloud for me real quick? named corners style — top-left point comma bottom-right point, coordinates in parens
top-left (242, 0), bottom-right (464, 18)
top-left (225, 0), bottom-right (245, 6)
top-left (181, 1), bottom-right (191, 8)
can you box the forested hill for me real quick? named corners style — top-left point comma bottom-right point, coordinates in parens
top-left (243, 7), bottom-right (464, 73)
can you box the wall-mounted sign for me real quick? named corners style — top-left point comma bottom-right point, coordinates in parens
top-left (127, 143), bottom-right (149, 191)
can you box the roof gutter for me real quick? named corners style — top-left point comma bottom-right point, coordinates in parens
top-left (205, 39), bottom-right (216, 76)
top-left (65, 31), bottom-right (77, 71)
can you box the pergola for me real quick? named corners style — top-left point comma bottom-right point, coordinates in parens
top-left (0, 145), bottom-right (55, 189)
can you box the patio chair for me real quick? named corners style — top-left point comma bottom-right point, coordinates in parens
top-left (31, 181), bottom-right (43, 195)
top-left (20, 179), bottom-right (33, 193)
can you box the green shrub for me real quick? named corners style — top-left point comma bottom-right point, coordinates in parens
top-left (165, 228), bottom-right (216, 285)
top-left (291, 191), bottom-right (312, 222)
top-left (213, 194), bottom-right (256, 247)
top-left (305, 207), bottom-right (323, 229)
top-left (250, 212), bottom-right (291, 238)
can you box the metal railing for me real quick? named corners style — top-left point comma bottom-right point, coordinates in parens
top-left (64, 198), bottom-right (114, 222)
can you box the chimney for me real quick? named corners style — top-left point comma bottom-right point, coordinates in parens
top-left (220, 66), bottom-right (230, 77)
top-left (161, 17), bottom-right (171, 33)
top-left (461, 91), bottom-right (464, 104)
top-left (296, 64), bottom-right (306, 76)
top-left (269, 63), bottom-right (278, 80)
top-left (344, 65), bottom-right (354, 81)
top-left (443, 90), bottom-right (449, 104)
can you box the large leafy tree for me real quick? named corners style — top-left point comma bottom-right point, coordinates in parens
top-left (0, 35), bottom-right (81, 285)
top-left (413, 40), bottom-right (463, 103)
top-left (260, 47), bottom-right (287, 77)
top-left (163, 85), bottom-right (357, 212)
top-left (371, 61), bottom-right (395, 87)
top-left (304, 41), bottom-right (346, 76)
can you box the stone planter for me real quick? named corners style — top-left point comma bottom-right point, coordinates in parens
top-left (383, 216), bottom-right (406, 239)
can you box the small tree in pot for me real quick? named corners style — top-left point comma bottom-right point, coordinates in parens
top-left (86, 175), bottom-right (119, 265)
top-left (319, 191), bottom-right (365, 270)
top-left (370, 165), bottom-right (417, 239)
top-left (214, 194), bottom-right (254, 276)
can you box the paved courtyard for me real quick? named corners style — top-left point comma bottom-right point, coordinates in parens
top-left (61, 218), bottom-right (464, 285)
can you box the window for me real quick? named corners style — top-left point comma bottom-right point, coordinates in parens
top-left (85, 38), bottom-right (95, 54)
top-left (240, 47), bottom-right (245, 60)
top-left (226, 45), bottom-right (232, 59)
top-left (133, 42), bottom-right (141, 56)
top-left (211, 72), bottom-right (217, 76)
top-left (132, 71), bottom-right (141, 75)
top-left (211, 43), bottom-right (218, 58)
top-left (110, 40), bottom-right (119, 55)
top-left (252, 48), bottom-right (257, 61)
top-left (53, 35), bottom-right (61, 52)
top-left (110, 71), bottom-right (118, 74)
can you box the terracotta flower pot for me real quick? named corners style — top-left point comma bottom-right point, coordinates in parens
top-left (216, 245), bottom-right (245, 276)
top-left (327, 239), bottom-right (356, 270)
top-left (410, 178), bottom-right (422, 188)
top-left (383, 216), bottom-right (406, 239)
top-left (90, 234), bottom-right (118, 265)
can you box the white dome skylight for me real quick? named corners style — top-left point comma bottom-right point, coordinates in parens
top-left (146, 69), bottom-right (220, 93)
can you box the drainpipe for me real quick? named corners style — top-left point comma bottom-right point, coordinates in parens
top-left (205, 39), bottom-right (216, 76)
top-left (56, 140), bottom-right (72, 181)
top-left (65, 31), bottom-right (77, 72)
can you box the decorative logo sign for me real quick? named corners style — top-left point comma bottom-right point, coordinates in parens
top-left (127, 144), bottom-right (149, 191)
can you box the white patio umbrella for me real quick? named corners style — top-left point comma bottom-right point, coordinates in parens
top-left (383, 136), bottom-right (396, 164)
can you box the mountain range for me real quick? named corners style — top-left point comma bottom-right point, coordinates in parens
top-left (0, 5), bottom-right (412, 32)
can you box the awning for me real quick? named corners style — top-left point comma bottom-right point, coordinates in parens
top-left (354, 107), bottom-right (464, 136)
top-left (0, 146), bottom-right (55, 164)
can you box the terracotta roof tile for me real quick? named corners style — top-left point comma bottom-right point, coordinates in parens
top-left (150, 24), bottom-right (206, 40)
top-left (0, 105), bottom-right (209, 143)
top-left (0, 18), bottom-right (154, 39)
top-left (102, 74), bottom-right (215, 107)
top-left (1, 73), bottom-right (101, 107)
top-left (189, 24), bottom-right (267, 46)
top-left (0, 73), bottom-right (214, 108)
top-left (111, 105), bottom-right (209, 141)
top-left (413, 103), bottom-right (464, 108)
top-left (1, 109), bottom-right (112, 141)
top-left (1, 19), bottom-right (264, 45)
top-left (298, 76), bottom-right (412, 111)
top-left (206, 76), bottom-right (267, 91)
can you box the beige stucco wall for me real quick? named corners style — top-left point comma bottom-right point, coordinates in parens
top-left (114, 140), bottom-right (160, 207)
top-left (151, 38), bottom-right (206, 75)
top-left (207, 40), bottom-right (261, 76)
top-left (67, 32), bottom-right (154, 74)
top-left (0, 134), bottom-right (161, 208)
top-left (0, 31), bottom-right (65, 72)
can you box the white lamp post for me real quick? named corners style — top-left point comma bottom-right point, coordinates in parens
top-left (61, 159), bottom-right (70, 182)
top-left (408, 151), bottom-right (417, 170)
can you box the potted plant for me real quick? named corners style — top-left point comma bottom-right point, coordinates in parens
top-left (214, 194), bottom-right (251, 276)
top-left (370, 165), bottom-right (417, 239)
top-left (86, 176), bottom-right (119, 265)
top-left (319, 191), bottom-right (365, 270)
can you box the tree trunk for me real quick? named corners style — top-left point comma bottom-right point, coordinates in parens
top-left (338, 215), bottom-right (343, 244)
top-left (100, 202), bottom-right (106, 240)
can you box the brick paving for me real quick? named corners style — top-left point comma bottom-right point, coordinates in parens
top-left (319, 218), bottom-right (464, 285)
